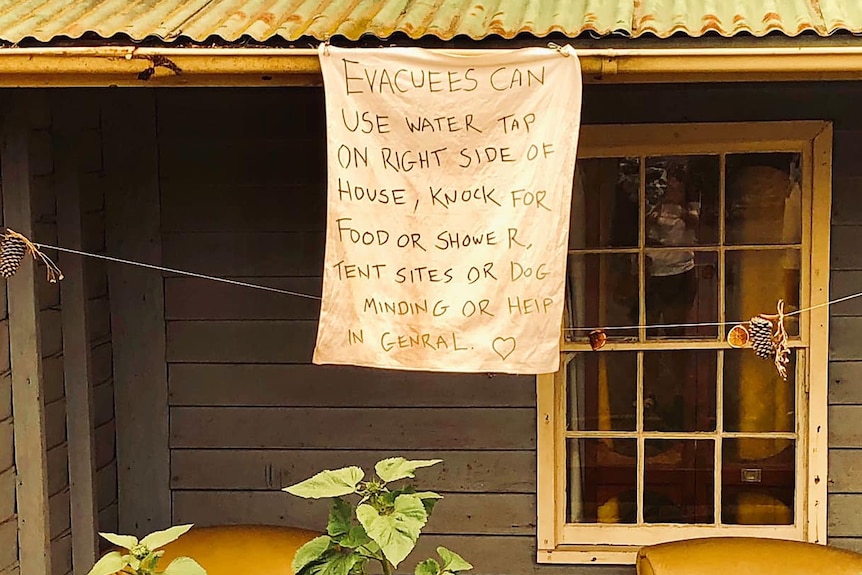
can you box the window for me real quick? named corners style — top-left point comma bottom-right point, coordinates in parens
top-left (537, 122), bottom-right (832, 565)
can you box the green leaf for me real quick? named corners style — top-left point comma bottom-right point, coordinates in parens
top-left (292, 535), bottom-right (333, 573)
top-left (162, 557), bottom-right (207, 575)
top-left (415, 558), bottom-right (441, 575)
top-left (437, 547), bottom-right (472, 572)
top-left (374, 458), bottom-right (442, 483)
top-left (339, 526), bottom-right (371, 549)
top-left (319, 553), bottom-right (362, 575)
top-left (284, 467), bottom-right (365, 499)
top-left (356, 494), bottom-right (428, 568)
top-left (86, 552), bottom-right (128, 575)
top-left (140, 525), bottom-right (194, 550)
top-left (98, 533), bottom-right (138, 550)
top-left (327, 498), bottom-right (352, 537)
top-left (415, 492), bottom-right (442, 516)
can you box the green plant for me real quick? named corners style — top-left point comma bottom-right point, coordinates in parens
top-left (284, 457), bottom-right (473, 575)
top-left (86, 524), bottom-right (206, 575)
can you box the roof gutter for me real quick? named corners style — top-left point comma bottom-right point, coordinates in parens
top-left (3, 45), bottom-right (862, 86)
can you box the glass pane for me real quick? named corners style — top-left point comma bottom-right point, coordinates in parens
top-left (645, 156), bottom-right (719, 246)
top-left (571, 157), bottom-right (639, 249)
top-left (726, 153), bottom-right (802, 245)
top-left (566, 254), bottom-right (638, 340)
top-left (644, 439), bottom-right (714, 524)
top-left (723, 350), bottom-right (795, 433)
top-left (721, 439), bottom-right (795, 525)
top-left (646, 250), bottom-right (718, 339)
top-left (568, 438), bottom-right (637, 523)
top-left (643, 351), bottom-right (717, 432)
top-left (726, 250), bottom-right (800, 336)
top-left (567, 352), bottom-right (637, 432)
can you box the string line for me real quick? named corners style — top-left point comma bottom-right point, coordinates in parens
top-left (35, 244), bottom-right (322, 301)
top-left (35, 242), bottom-right (862, 331)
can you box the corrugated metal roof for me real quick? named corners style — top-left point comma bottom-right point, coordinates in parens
top-left (0, 0), bottom-right (859, 44)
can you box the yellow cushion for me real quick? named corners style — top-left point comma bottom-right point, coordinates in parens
top-left (637, 537), bottom-right (862, 575)
top-left (152, 525), bottom-right (319, 575)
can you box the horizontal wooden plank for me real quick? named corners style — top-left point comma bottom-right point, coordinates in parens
top-left (83, 257), bottom-right (108, 301)
top-left (830, 318), bottom-right (862, 361)
top-left (81, 172), bottom-right (104, 214)
top-left (0, 374), bottom-right (9, 422)
top-left (87, 298), bottom-right (110, 344)
top-left (0, 323), bottom-right (9, 376)
top-left (413, 534), bottom-right (629, 575)
top-left (170, 449), bottom-right (536, 492)
top-left (830, 362), bottom-right (862, 404)
top-left (828, 449), bottom-right (862, 493)
top-left (42, 355), bottom-right (64, 406)
top-left (832, 177), bottom-right (862, 226)
top-left (829, 405), bottom-right (862, 447)
top-left (94, 421), bottom-right (115, 470)
top-left (828, 494), bottom-right (862, 536)
top-left (0, 420), bottom-right (13, 472)
top-left (78, 128), bottom-right (103, 174)
top-left (161, 184), bottom-right (324, 233)
top-left (97, 502), bottom-right (117, 537)
top-left (170, 407), bottom-right (535, 450)
top-left (50, 533), bottom-right (71, 575)
top-left (45, 399), bottom-right (66, 451)
top-left (46, 444), bottom-right (68, 497)
top-left (82, 211), bottom-right (106, 254)
top-left (159, 139), bottom-right (324, 187)
top-left (831, 272), bottom-right (862, 316)
top-left (169, 364), bottom-right (534, 408)
top-left (31, 174), bottom-right (56, 224)
top-left (30, 128), bottom-right (54, 178)
top-left (91, 342), bottom-right (112, 387)
top-left (834, 130), bottom-right (862, 178)
top-left (172, 491), bottom-right (535, 535)
top-left (41, 309), bottom-right (63, 358)
top-left (96, 462), bottom-right (116, 512)
top-left (0, 468), bottom-right (14, 522)
top-left (164, 277), bottom-right (321, 321)
top-left (167, 321), bottom-right (316, 364)
top-left (162, 232), bottom-right (323, 277)
top-left (0, 518), bottom-right (17, 572)
top-left (157, 90), bottom-right (324, 138)
top-left (93, 382), bottom-right (113, 428)
top-left (831, 537), bottom-right (862, 555)
top-left (0, 565), bottom-right (18, 575)
top-left (832, 227), bottom-right (862, 270)
top-left (48, 489), bottom-right (70, 540)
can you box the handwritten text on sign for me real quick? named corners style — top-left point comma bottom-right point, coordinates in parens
top-left (312, 46), bottom-right (583, 374)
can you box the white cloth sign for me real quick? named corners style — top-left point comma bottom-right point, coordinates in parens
top-left (313, 45), bottom-right (582, 374)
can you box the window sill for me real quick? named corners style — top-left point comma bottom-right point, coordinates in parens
top-left (537, 546), bottom-right (641, 565)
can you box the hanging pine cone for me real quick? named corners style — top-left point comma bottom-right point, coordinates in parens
top-left (0, 235), bottom-right (27, 278)
top-left (748, 316), bottom-right (776, 359)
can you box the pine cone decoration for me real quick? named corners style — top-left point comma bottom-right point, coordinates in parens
top-left (0, 236), bottom-right (27, 278)
top-left (749, 316), bottom-right (776, 359)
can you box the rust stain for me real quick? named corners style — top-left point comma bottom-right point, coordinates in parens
top-left (0, 0), bottom-right (857, 43)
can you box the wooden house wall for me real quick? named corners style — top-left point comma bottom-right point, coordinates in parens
top-left (0, 105), bottom-right (17, 575)
top-left (58, 80), bottom-right (862, 575)
top-left (0, 90), bottom-right (115, 575)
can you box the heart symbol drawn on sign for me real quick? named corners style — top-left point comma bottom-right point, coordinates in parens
top-left (492, 337), bottom-right (516, 360)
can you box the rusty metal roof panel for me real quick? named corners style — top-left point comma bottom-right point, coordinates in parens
top-left (0, 0), bottom-right (859, 44)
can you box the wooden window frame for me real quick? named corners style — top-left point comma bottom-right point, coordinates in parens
top-left (536, 121), bottom-right (832, 565)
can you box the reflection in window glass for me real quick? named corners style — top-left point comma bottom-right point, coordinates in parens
top-left (724, 350), bottom-right (795, 433)
top-left (646, 251), bottom-right (718, 339)
top-left (568, 438), bottom-right (637, 523)
top-left (571, 158), bottom-right (640, 249)
top-left (567, 352), bottom-right (637, 432)
top-left (645, 156), bottom-right (719, 246)
top-left (726, 250), bottom-right (800, 336)
top-left (643, 351), bottom-right (717, 432)
top-left (726, 153), bottom-right (802, 245)
top-left (722, 439), bottom-right (795, 525)
top-left (566, 254), bottom-right (638, 340)
top-left (644, 439), bottom-right (714, 524)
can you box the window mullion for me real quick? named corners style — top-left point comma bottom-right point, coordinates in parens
top-left (636, 350), bottom-right (645, 525)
